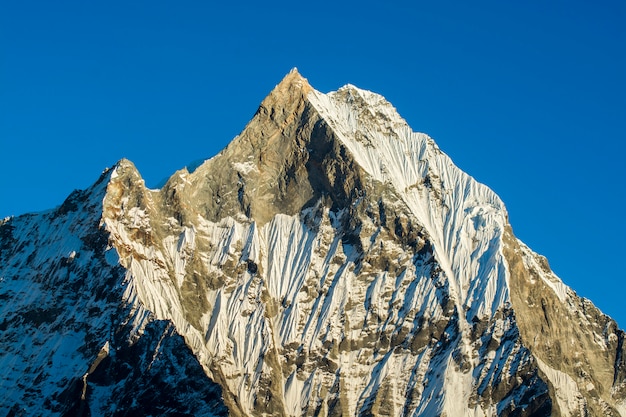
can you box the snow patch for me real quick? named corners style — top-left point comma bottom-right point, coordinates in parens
top-left (232, 161), bottom-right (258, 175)
top-left (535, 357), bottom-right (586, 416)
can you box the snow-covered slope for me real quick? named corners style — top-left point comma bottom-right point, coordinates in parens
top-left (1, 69), bottom-right (624, 416)
top-left (0, 171), bottom-right (227, 416)
top-left (308, 83), bottom-right (509, 323)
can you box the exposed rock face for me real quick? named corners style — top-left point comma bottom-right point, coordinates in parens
top-left (505, 228), bottom-right (626, 416)
top-left (1, 69), bottom-right (624, 416)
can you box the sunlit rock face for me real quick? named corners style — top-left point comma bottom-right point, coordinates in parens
top-left (1, 69), bottom-right (624, 416)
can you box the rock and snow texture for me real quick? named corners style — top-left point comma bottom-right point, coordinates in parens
top-left (0, 173), bottom-right (227, 416)
top-left (1, 69), bottom-right (625, 416)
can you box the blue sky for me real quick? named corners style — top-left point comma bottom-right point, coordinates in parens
top-left (1, 1), bottom-right (624, 326)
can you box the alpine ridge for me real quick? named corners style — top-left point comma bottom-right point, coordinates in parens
top-left (1, 69), bottom-right (624, 416)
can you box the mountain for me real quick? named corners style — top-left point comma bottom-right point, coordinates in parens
top-left (1, 69), bottom-right (624, 416)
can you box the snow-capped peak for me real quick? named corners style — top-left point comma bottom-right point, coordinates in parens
top-left (308, 82), bottom-right (509, 322)
top-left (1, 70), bottom-right (624, 416)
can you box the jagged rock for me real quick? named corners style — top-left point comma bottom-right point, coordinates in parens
top-left (1, 69), bottom-right (624, 416)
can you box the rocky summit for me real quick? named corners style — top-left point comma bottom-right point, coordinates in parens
top-left (1, 69), bottom-right (625, 416)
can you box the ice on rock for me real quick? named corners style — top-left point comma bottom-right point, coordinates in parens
top-left (308, 85), bottom-right (509, 322)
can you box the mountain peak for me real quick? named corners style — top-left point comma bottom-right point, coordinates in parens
top-left (271, 67), bottom-right (312, 95)
top-left (2, 72), bottom-right (625, 416)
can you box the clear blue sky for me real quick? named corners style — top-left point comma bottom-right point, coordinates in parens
top-left (1, 1), bottom-right (624, 326)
